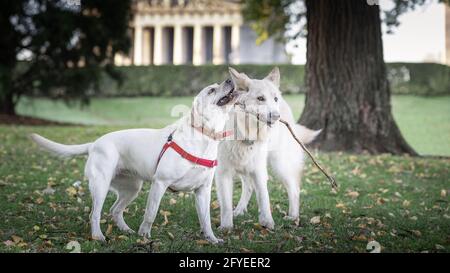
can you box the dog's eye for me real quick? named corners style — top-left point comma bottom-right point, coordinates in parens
top-left (208, 88), bottom-right (215, 95)
top-left (257, 96), bottom-right (266, 102)
top-left (274, 97), bottom-right (278, 102)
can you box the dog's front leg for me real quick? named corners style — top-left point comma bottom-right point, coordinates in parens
top-left (250, 169), bottom-right (275, 229)
top-left (215, 169), bottom-right (234, 230)
top-left (234, 175), bottom-right (253, 217)
top-left (195, 181), bottom-right (223, 244)
top-left (138, 180), bottom-right (167, 238)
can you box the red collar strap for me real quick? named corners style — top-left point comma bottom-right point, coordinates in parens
top-left (156, 133), bottom-right (218, 169)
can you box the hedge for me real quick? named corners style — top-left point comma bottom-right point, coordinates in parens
top-left (99, 63), bottom-right (449, 97)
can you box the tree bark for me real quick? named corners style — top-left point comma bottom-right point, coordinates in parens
top-left (299, 0), bottom-right (417, 155)
top-left (0, 67), bottom-right (16, 116)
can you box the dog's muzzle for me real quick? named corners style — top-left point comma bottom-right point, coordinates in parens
top-left (216, 81), bottom-right (236, 106)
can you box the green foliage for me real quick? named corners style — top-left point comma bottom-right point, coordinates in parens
top-left (96, 63), bottom-right (449, 97)
top-left (98, 65), bottom-right (305, 96)
top-left (243, 0), bottom-right (450, 41)
top-left (0, 0), bottom-right (132, 113)
top-left (388, 63), bottom-right (450, 95)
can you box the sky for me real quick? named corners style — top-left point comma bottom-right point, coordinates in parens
top-left (286, 0), bottom-right (446, 64)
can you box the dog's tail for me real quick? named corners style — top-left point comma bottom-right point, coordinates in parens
top-left (30, 133), bottom-right (91, 158)
top-left (294, 124), bottom-right (322, 144)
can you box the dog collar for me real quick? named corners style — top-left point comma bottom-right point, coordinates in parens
top-left (191, 123), bottom-right (233, 140)
top-left (156, 132), bottom-right (218, 169)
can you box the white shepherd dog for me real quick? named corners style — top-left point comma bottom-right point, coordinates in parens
top-left (31, 78), bottom-right (239, 243)
top-left (216, 67), bottom-right (321, 230)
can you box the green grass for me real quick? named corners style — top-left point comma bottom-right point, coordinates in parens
top-left (0, 126), bottom-right (448, 253)
top-left (17, 95), bottom-right (450, 156)
top-left (0, 95), bottom-right (449, 253)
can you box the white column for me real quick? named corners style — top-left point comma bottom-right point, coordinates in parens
top-left (174, 25), bottom-right (184, 65)
top-left (142, 28), bottom-right (150, 65)
top-left (133, 25), bottom-right (143, 65)
top-left (153, 25), bottom-right (163, 65)
top-left (213, 24), bottom-right (224, 64)
top-left (231, 24), bottom-right (240, 64)
top-left (193, 24), bottom-right (204, 65)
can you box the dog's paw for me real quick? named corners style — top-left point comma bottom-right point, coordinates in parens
top-left (283, 215), bottom-right (299, 221)
top-left (233, 207), bottom-right (247, 217)
top-left (138, 225), bottom-right (151, 238)
top-left (259, 218), bottom-right (275, 230)
top-left (206, 236), bottom-right (224, 244)
top-left (218, 225), bottom-right (233, 233)
top-left (91, 233), bottom-right (106, 242)
top-left (123, 228), bottom-right (136, 234)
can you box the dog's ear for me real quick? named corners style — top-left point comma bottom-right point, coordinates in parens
top-left (229, 67), bottom-right (250, 92)
top-left (264, 67), bottom-right (280, 88)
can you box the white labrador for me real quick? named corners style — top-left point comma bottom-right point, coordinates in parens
top-left (216, 67), bottom-right (321, 230)
top-left (31, 78), bottom-right (238, 243)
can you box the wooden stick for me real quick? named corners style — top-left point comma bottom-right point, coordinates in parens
top-left (279, 119), bottom-right (338, 189)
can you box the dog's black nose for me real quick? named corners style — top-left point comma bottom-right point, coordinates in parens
top-left (269, 111), bottom-right (281, 122)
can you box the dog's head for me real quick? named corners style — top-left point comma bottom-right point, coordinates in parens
top-left (229, 67), bottom-right (281, 126)
top-left (191, 78), bottom-right (238, 132)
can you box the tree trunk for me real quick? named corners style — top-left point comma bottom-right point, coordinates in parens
top-left (299, 0), bottom-right (417, 155)
top-left (0, 67), bottom-right (16, 116)
top-left (0, 93), bottom-right (16, 115)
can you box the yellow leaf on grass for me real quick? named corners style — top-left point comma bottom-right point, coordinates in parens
top-left (169, 198), bottom-right (177, 205)
top-left (106, 224), bottom-right (113, 236)
top-left (310, 216), bottom-right (321, 225)
top-left (11, 235), bottom-right (23, 243)
top-left (196, 240), bottom-right (209, 245)
top-left (346, 191), bottom-right (359, 199)
top-left (402, 200), bottom-right (411, 207)
top-left (66, 186), bottom-right (77, 196)
top-left (240, 248), bottom-right (253, 253)
top-left (441, 189), bottom-right (447, 198)
top-left (211, 200), bottom-right (220, 210)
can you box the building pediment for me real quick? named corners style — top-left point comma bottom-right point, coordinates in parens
top-left (134, 0), bottom-right (241, 15)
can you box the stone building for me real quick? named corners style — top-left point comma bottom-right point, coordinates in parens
top-left (114, 0), bottom-right (288, 66)
top-left (446, 5), bottom-right (450, 65)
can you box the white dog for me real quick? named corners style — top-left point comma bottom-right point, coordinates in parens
top-left (216, 67), bottom-right (320, 230)
top-left (31, 78), bottom-right (238, 243)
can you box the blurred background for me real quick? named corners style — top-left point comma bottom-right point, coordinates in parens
top-left (1, 0), bottom-right (449, 155)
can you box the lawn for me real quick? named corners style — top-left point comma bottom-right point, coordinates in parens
top-left (17, 95), bottom-right (450, 156)
top-left (0, 95), bottom-right (448, 253)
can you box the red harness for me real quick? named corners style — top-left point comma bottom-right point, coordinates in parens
top-left (156, 130), bottom-right (232, 169)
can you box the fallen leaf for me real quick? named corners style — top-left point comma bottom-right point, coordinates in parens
top-left (441, 189), bottom-right (447, 198)
top-left (66, 186), bottom-right (77, 197)
top-left (310, 216), bottom-right (321, 225)
top-left (167, 232), bottom-right (175, 240)
top-left (169, 198), bottom-right (177, 205)
top-left (211, 200), bottom-right (219, 210)
top-left (3, 240), bottom-right (15, 247)
top-left (196, 240), bottom-right (209, 245)
top-left (346, 191), bottom-right (360, 199)
top-left (11, 235), bottom-right (23, 243)
top-left (105, 224), bottom-right (113, 236)
top-left (240, 248), bottom-right (252, 253)
top-left (402, 200), bottom-right (411, 207)
top-left (435, 244), bottom-right (445, 250)
top-left (42, 186), bottom-right (55, 195)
